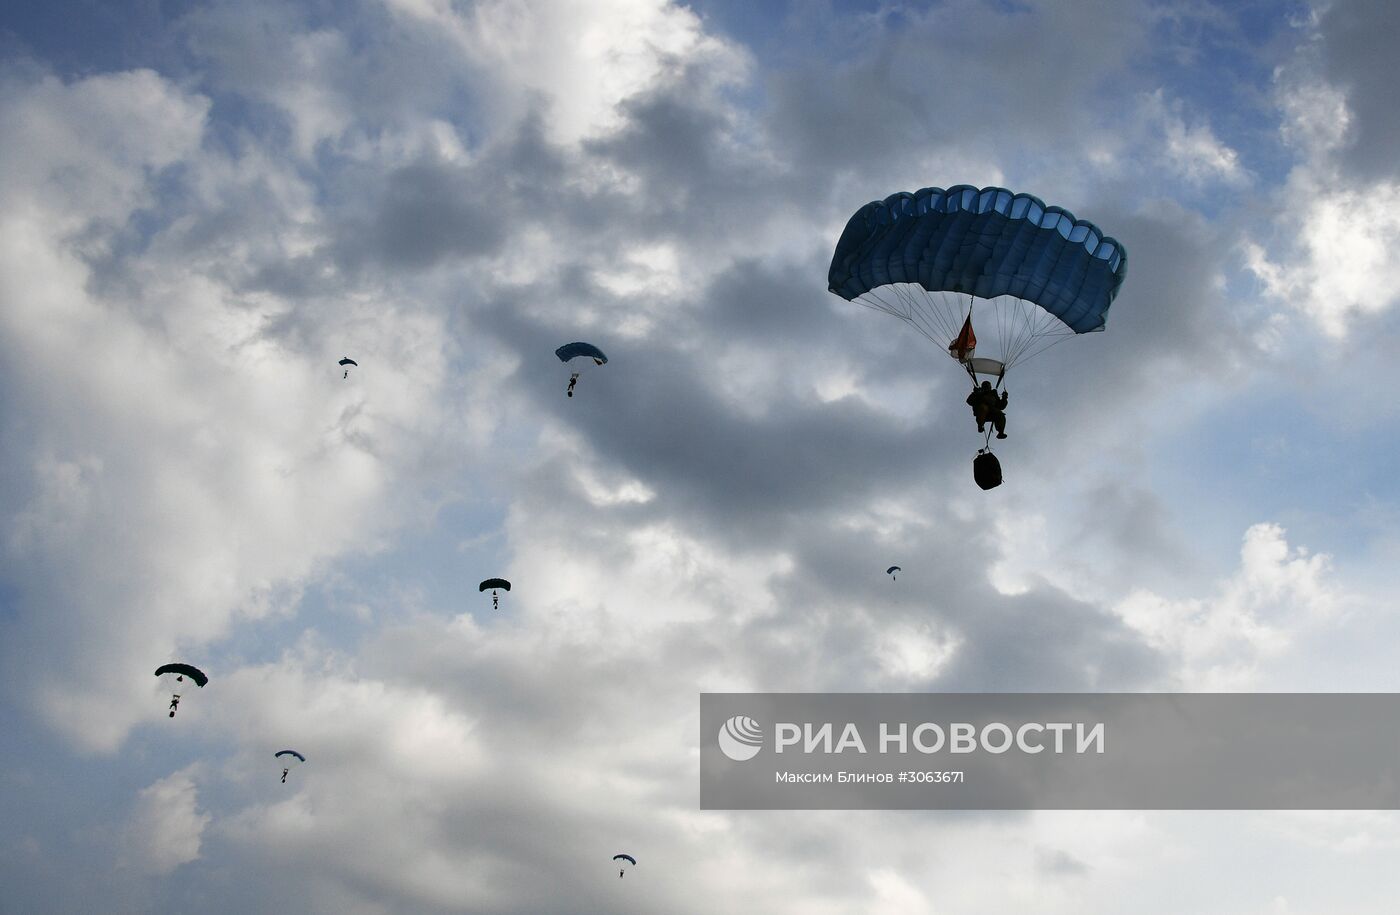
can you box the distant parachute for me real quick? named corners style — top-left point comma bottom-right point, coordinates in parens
top-left (276, 749), bottom-right (306, 783)
top-left (886, 566), bottom-right (900, 580)
top-left (339, 356), bottom-right (358, 379)
top-left (614, 853), bottom-right (636, 878)
top-left (828, 184), bottom-right (1127, 488)
top-left (556, 342), bottom-right (607, 398)
top-left (479, 578), bottom-right (511, 610)
top-left (556, 342), bottom-right (608, 365)
top-left (155, 663), bottom-right (208, 687)
top-left (155, 663), bottom-right (207, 718)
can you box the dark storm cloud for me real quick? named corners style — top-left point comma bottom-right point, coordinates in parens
top-left (763, 0), bottom-right (1146, 174)
top-left (330, 157), bottom-right (512, 271)
top-left (478, 299), bottom-right (962, 542)
top-left (1317, 0), bottom-right (1400, 181)
top-left (744, 509), bottom-right (1167, 692)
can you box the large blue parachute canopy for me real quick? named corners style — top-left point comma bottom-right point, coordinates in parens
top-left (613, 854), bottom-right (637, 865)
top-left (275, 750), bottom-right (306, 762)
top-left (828, 185), bottom-right (1127, 371)
top-left (555, 342), bottom-right (608, 365)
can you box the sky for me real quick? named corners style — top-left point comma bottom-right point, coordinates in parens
top-left (2, 0), bottom-right (1399, 911)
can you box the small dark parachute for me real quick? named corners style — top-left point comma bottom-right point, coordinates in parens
top-left (155, 663), bottom-right (208, 718)
top-left (556, 342), bottom-right (607, 397)
top-left (275, 749), bottom-right (306, 783)
top-left (339, 356), bottom-right (358, 379)
top-left (886, 566), bottom-right (901, 580)
top-left (479, 578), bottom-right (511, 609)
top-left (155, 663), bottom-right (209, 687)
top-left (613, 854), bottom-right (636, 878)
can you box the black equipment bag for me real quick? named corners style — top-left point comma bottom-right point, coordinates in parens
top-left (973, 451), bottom-right (1002, 490)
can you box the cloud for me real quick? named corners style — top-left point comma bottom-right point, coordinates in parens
top-left (2, 1), bottom-right (1396, 912)
top-left (1112, 523), bottom-right (1339, 688)
top-left (380, 0), bottom-right (746, 145)
top-left (1139, 89), bottom-right (1249, 186)
top-left (1244, 3), bottom-right (1400, 337)
top-left (0, 66), bottom-right (468, 750)
top-left (123, 768), bottom-right (210, 875)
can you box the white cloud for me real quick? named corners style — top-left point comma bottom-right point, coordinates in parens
top-left (1244, 178), bottom-right (1400, 337)
top-left (1245, 30), bottom-right (1400, 337)
top-left (123, 768), bottom-right (211, 875)
top-left (382, 0), bottom-right (748, 145)
top-left (1142, 89), bottom-right (1250, 186)
top-left (1112, 523), bottom-right (1338, 688)
top-left (0, 68), bottom-right (468, 750)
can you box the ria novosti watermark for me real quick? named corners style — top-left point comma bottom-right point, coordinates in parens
top-left (701, 693), bottom-right (1400, 810)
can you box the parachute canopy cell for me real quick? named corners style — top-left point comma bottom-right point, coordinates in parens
top-left (338, 357), bottom-right (358, 367)
top-left (479, 578), bottom-right (511, 592)
top-left (827, 185), bottom-right (1127, 334)
top-left (613, 854), bottom-right (637, 865)
top-left (154, 663), bottom-right (208, 687)
top-left (275, 750), bottom-right (306, 762)
top-left (555, 342), bottom-right (608, 365)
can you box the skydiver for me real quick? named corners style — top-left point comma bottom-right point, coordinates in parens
top-left (282, 767), bottom-right (289, 783)
top-left (619, 868), bottom-right (625, 879)
top-left (168, 694), bottom-right (181, 718)
top-left (343, 368), bottom-right (349, 379)
top-left (567, 373), bottom-right (579, 397)
top-left (966, 381), bottom-right (1008, 439)
top-left (492, 592), bottom-right (499, 610)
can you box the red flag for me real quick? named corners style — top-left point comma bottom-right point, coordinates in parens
top-left (948, 315), bottom-right (976, 362)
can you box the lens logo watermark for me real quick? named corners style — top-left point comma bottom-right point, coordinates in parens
top-left (718, 715), bottom-right (763, 761)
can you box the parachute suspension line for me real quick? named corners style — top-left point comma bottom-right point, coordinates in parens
top-left (860, 286), bottom-right (959, 350)
top-left (1002, 297), bottom-right (1036, 370)
top-left (983, 297), bottom-right (1077, 372)
top-left (908, 285), bottom-right (962, 345)
top-left (1012, 297), bottom-right (1077, 367)
top-left (863, 288), bottom-right (926, 344)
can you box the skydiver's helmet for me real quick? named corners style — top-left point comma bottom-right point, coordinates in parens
top-left (980, 381), bottom-right (992, 390)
